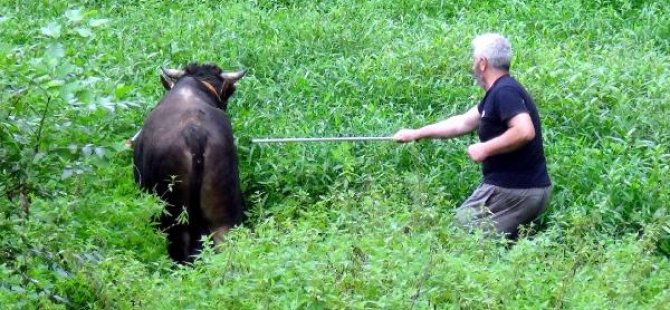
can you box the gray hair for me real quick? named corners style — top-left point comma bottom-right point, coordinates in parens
top-left (472, 33), bottom-right (512, 70)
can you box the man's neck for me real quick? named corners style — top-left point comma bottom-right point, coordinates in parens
top-left (484, 70), bottom-right (509, 90)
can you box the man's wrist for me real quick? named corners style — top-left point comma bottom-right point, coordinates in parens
top-left (480, 141), bottom-right (493, 158)
top-left (413, 129), bottom-right (424, 141)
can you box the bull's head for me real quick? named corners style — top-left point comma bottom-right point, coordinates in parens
top-left (160, 63), bottom-right (246, 110)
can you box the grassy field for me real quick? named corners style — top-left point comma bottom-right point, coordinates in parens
top-left (1, 0), bottom-right (670, 308)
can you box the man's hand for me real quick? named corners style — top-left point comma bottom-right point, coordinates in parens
top-left (467, 143), bottom-right (489, 162)
top-left (393, 129), bottom-right (419, 143)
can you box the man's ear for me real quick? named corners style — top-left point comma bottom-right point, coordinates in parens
top-left (478, 58), bottom-right (488, 72)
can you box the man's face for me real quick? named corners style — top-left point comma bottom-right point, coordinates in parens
top-left (472, 56), bottom-right (486, 89)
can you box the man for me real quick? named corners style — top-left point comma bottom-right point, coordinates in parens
top-left (393, 33), bottom-right (551, 239)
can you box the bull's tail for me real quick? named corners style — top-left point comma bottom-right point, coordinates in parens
top-left (183, 125), bottom-right (208, 259)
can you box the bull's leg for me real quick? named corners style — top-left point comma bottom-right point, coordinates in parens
top-left (165, 223), bottom-right (191, 263)
top-left (210, 224), bottom-right (233, 246)
top-left (199, 158), bottom-right (245, 252)
top-left (200, 202), bottom-right (243, 250)
top-left (201, 201), bottom-right (240, 250)
top-left (156, 179), bottom-right (195, 264)
top-left (164, 213), bottom-right (205, 264)
top-left (185, 222), bottom-right (209, 261)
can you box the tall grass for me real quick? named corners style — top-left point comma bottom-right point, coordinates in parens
top-left (1, 0), bottom-right (669, 308)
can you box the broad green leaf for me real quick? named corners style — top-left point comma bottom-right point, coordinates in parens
top-left (45, 79), bottom-right (65, 88)
top-left (44, 57), bottom-right (60, 69)
top-left (32, 152), bottom-right (46, 163)
top-left (40, 21), bottom-right (61, 38)
top-left (65, 9), bottom-right (84, 23)
top-left (0, 42), bottom-right (10, 55)
top-left (75, 27), bottom-right (93, 37)
top-left (67, 144), bottom-right (78, 154)
top-left (115, 84), bottom-right (134, 99)
top-left (89, 18), bottom-right (110, 27)
top-left (99, 96), bottom-right (115, 112)
top-left (95, 147), bottom-right (106, 158)
top-left (44, 43), bottom-right (65, 59)
top-left (10, 286), bottom-right (25, 293)
top-left (61, 168), bottom-right (73, 179)
top-left (60, 81), bottom-right (81, 102)
top-left (55, 62), bottom-right (78, 77)
top-left (77, 89), bottom-right (94, 105)
top-left (28, 57), bottom-right (44, 70)
top-left (44, 43), bottom-right (65, 69)
top-left (82, 144), bottom-right (93, 156)
top-left (82, 76), bottom-right (101, 86)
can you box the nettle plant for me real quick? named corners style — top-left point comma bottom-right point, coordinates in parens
top-left (0, 8), bottom-right (145, 304)
top-left (1, 8), bottom-right (135, 217)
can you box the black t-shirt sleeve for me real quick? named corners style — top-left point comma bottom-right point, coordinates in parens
top-left (494, 87), bottom-right (529, 123)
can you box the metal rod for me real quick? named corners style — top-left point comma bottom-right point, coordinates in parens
top-left (125, 129), bottom-right (142, 148)
top-left (252, 136), bottom-right (393, 143)
top-left (130, 129), bottom-right (142, 142)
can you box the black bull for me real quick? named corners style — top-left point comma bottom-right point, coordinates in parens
top-left (132, 63), bottom-right (246, 263)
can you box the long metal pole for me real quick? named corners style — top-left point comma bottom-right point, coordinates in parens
top-left (251, 136), bottom-right (393, 143)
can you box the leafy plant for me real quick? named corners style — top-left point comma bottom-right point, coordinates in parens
top-left (1, 0), bottom-right (669, 308)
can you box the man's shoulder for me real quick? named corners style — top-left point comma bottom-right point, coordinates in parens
top-left (490, 84), bottom-right (524, 106)
top-left (492, 76), bottom-right (523, 93)
top-left (491, 77), bottom-right (531, 104)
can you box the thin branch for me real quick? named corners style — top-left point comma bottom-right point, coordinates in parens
top-left (19, 189), bottom-right (30, 219)
top-left (410, 245), bottom-right (435, 310)
top-left (33, 95), bottom-right (51, 153)
top-left (4, 87), bottom-right (27, 120)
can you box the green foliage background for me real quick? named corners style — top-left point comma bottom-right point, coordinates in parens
top-left (1, 0), bottom-right (669, 308)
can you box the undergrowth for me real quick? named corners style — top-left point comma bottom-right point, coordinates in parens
top-left (1, 0), bottom-right (669, 308)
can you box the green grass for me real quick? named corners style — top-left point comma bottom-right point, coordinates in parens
top-left (1, 0), bottom-right (670, 308)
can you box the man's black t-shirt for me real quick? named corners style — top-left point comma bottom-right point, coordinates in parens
top-left (477, 75), bottom-right (551, 188)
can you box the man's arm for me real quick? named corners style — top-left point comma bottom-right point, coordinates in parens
top-left (393, 106), bottom-right (481, 142)
top-left (467, 113), bottom-right (535, 162)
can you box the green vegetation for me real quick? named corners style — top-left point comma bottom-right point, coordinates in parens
top-left (1, 0), bottom-right (669, 308)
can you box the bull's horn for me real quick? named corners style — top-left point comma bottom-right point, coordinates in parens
top-left (220, 70), bottom-right (246, 81)
top-left (161, 68), bottom-right (185, 78)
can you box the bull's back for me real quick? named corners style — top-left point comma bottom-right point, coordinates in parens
top-left (133, 93), bottom-right (242, 221)
top-left (133, 129), bottom-right (192, 195)
top-left (133, 103), bottom-right (234, 190)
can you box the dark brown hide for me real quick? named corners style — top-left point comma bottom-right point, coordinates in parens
top-left (133, 63), bottom-right (245, 263)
